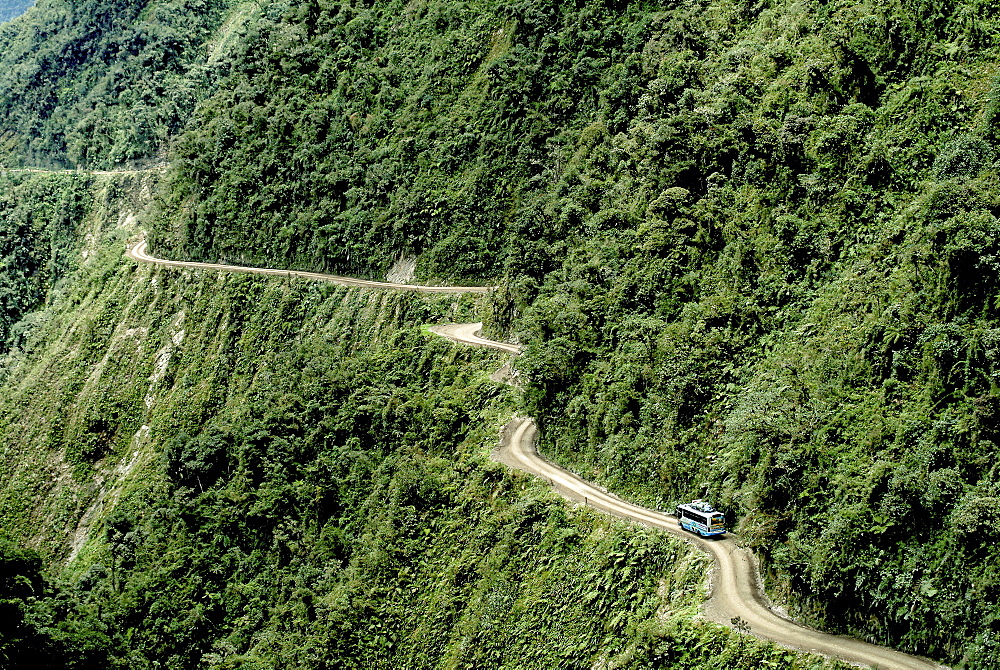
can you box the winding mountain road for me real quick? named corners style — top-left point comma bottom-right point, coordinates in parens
top-left (129, 248), bottom-right (948, 670)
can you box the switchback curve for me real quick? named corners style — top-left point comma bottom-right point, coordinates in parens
top-left (127, 250), bottom-right (947, 669)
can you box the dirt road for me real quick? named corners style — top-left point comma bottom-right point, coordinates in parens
top-left (127, 240), bottom-right (491, 293)
top-left (0, 164), bottom-right (168, 175)
top-left (127, 249), bottom-right (947, 669)
top-left (430, 322), bottom-right (947, 670)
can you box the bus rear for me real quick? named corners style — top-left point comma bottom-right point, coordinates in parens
top-left (676, 500), bottom-right (726, 537)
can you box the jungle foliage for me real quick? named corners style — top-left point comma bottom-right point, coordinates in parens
top-left (146, 0), bottom-right (1000, 661)
top-left (0, 173), bottom-right (87, 351)
top-left (0, 0), bottom-right (237, 168)
top-left (0, 540), bottom-right (111, 669)
top-left (1, 0), bottom-right (999, 667)
top-left (0, 208), bottom-right (842, 669)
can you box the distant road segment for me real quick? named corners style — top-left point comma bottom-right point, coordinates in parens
top-left (127, 240), bottom-right (492, 293)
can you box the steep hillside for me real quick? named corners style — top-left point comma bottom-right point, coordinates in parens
top-left (145, 0), bottom-right (1000, 662)
top-left (0, 172), bottom-right (91, 351)
top-left (0, 0), bottom-right (257, 168)
top-left (0, 178), bottom-right (845, 669)
top-left (1, 0), bottom-right (999, 667)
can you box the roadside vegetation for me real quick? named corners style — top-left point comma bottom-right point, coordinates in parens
top-left (0, 194), bottom-right (844, 668)
top-left (0, 0), bottom-right (997, 667)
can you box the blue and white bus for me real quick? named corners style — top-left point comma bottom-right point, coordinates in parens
top-left (675, 500), bottom-right (726, 537)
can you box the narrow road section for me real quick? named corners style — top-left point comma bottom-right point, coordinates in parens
top-left (0, 164), bottom-right (168, 175)
top-left (431, 322), bottom-right (947, 670)
top-left (127, 240), bottom-right (491, 293)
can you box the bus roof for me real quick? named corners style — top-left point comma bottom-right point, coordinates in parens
top-left (680, 501), bottom-right (722, 515)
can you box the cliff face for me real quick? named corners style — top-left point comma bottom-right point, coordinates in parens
top-left (1, 0), bottom-right (999, 666)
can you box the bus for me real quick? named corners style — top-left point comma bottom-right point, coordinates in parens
top-left (675, 500), bottom-right (726, 537)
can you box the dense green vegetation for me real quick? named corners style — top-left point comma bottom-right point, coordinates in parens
top-left (2, 0), bottom-right (1000, 667)
top-left (502, 4), bottom-right (1000, 665)
top-left (0, 540), bottom-right (110, 668)
top-left (0, 173), bottom-right (88, 351)
top-left (145, 0), bottom-right (1000, 662)
top-left (0, 0), bottom-right (243, 168)
top-left (0, 199), bottom-right (844, 669)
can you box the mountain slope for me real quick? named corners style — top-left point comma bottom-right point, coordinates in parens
top-left (0, 0), bottom-right (256, 168)
top-left (1, 0), bottom-right (999, 667)
top-left (149, 2), bottom-right (1000, 659)
top-left (0, 187), bottom-right (847, 668)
